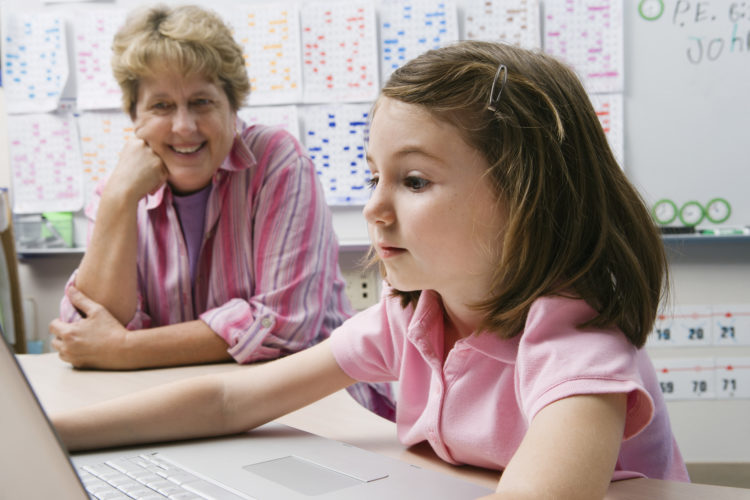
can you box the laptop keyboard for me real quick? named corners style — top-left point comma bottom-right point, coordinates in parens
top-left (77, 452), bottom-right (247, 500)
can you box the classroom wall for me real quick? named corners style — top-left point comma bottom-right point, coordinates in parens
top-left (656, 241), bottom-right (750, 462)
top-left (1, 0), bottom-right (749, 465)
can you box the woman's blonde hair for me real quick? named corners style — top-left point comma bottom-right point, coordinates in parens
top-left (111, 4), bottom-right (250, 117)
top-left (376, 40), bottom-right (668, 348)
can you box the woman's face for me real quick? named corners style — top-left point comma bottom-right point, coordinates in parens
top-left (133, 69), bottom-right (236, 195)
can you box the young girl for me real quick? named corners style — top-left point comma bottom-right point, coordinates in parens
top-left (53, 41), bottom-right (689, 499)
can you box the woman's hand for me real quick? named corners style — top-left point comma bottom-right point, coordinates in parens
top-left (50, 287), bottom-right (132, 369)
top-left (105, 136), bottom-right (169, 203)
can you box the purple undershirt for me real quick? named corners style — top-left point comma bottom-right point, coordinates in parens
top-left (171, 185), bottom-right (211, 290)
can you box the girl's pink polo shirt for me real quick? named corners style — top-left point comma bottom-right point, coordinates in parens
top-left (330, 287), bottom-right (689, 482)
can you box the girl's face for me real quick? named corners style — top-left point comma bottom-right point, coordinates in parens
top-left (133, 69), bottom-right (236, 195)
top-left (364, 98), bottom-right (507, 307)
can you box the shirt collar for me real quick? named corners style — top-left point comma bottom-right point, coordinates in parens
top-left (406, 289), bottom-right (519, 365)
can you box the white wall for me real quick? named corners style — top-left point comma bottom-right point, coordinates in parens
top-left (653, 241), bottom-right (750, 462)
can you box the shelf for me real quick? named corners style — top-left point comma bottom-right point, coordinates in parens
top-left (15, 235), bottom-right (748, 258)
top-left (17, 247), bottom-right (85, 259)
top-left (338, 240), bottom-right (372, 251)
top-left (662, 234), bottom-right (750, 244)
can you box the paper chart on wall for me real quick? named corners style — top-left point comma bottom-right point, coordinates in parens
top-left (589, 93), bottom-right (624, 166)
top-left (76, 111), bottom-right (134, 206)
top-left (9, 113), bottom-right (83, 214)
top-left (301, 103), bottom-right (371, 206)
top-left (230, 3), bottom-right (304, 105)
top-left (1, 11), bottom-right (69, 114)
top-left (73, 9), bottom-right (127, 111)
top-left (378, 0), bottom-right (459, 84)
top-left (300, 2), bottom-right (379, 103)
top-left (238, 105), bottom-right (301, 140)
top-left (463, 0), bottom-right (541, 49)
top-left (542, 0), bottom-right (624, 94)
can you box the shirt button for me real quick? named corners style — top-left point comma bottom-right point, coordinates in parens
top-left (260, 316), bottom-right (274, 328)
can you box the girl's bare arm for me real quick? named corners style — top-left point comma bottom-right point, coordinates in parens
top-left (53, 339), bottom-right (355, 452)
top-left (480, 392), bottom-right (627, 500)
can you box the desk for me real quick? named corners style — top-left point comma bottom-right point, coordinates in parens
top-left (18, 353), bottom-right (750, 500)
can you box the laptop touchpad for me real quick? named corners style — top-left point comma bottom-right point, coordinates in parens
top-left (243, 456), bottom-right (362, 495)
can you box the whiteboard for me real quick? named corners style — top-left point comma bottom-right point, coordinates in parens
top-left (624, 0), bottom-right (750, 227)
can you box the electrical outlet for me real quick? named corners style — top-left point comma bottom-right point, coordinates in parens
top-left (341, 266), bottom-right (381, 310)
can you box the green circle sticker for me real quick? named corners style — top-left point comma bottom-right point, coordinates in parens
top-left (652, 199), bottom-right (677, 225)
top-left (679, 201), bottom-right (705, 226)
top-left (705, 198), bottom-right (731, 224)
top-left (638, 0), bottom-right (664, 21)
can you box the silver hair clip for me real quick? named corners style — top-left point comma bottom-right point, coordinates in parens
top-left (487, 64), bottom-right (508, 112)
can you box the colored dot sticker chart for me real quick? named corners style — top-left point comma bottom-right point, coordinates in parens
top-left (238, 105), bottom-right (301, 140)
top-left (711, 304), bottom-right (750, 347)
top-left (73, 9), bottom-right (127, 111)
top-left (8, 112), bottom-right (83, 214)
top-left (653, 357), bottom-right (750, 401)
top-left (649, 304), bottom-right (715, 347)
top-left (588, 93), bottom-right (624, 165)
top-left (648, 304), bottom-right (750, 348)
top-left (463, 0), bottom-right (541, 49)
top-left (654, 358), bottom-right (717, 400)
top-left (300, 2), bottom-right (379, 103)
top-left (301, 103), bottom-right (371, 206)
top-left (715, 358), bottom-right (750, 400)
top-left (229, 3), bottom-right (303, 106)
top-left (542, 0), bottom-right (624, 94)
top-left (378, 0), bottom-right (459, 84)
top-left (2, 11), bottom-right (69, 114)
top-left (76, 110), bottom-right (134, 206)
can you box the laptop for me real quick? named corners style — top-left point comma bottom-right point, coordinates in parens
top-left (0, 333), bottom-right (493, 499)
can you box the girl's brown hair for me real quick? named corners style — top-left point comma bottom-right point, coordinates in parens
top-left (376, 40), bottom-right (668, 348)
top-left (111, 4), bottom-right (250, 118)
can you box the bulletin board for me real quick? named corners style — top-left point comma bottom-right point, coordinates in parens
top-left (6, 0), bottom-right (738, 247)
top-left (0, 0), bottom-right (552, 248)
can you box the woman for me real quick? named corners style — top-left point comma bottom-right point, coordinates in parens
top-left (49, 4), bottom-right (392, 419)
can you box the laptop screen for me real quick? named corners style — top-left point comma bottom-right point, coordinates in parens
top-left (0, 334), bottom-right (88, 499)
